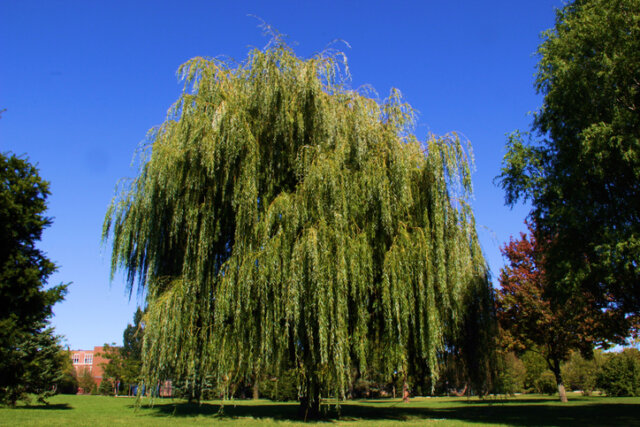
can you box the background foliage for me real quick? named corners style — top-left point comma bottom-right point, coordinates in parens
top-left (598, 348), bottom-right (640, 397)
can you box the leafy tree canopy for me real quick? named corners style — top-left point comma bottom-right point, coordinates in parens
top-left (122, 307), bottom-right (144, 361)
top-left (562, 349), bottom-right (605, 394)
top-left (100, 308), bottom-right (145, 394)
top-left (0, 152), bottom-right (68, 406)
top-left (497, 0), bottom-right (640, 337)
top-left (496, 222), bottom-right (606, 401)
top-left (100, 343), bottom-right (141, 393)
top-left (597, 348), bottom-right (640, 396)
top-left (104, 38), bottom-right (494, 415)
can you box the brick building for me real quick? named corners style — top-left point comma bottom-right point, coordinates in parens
top-left (70, 346), bottom-right (174, 397)
top-left (70, 346), bottom-right (109, 390)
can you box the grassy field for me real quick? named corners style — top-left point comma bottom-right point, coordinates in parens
top-left (1, 393), bottom-right (639, 426)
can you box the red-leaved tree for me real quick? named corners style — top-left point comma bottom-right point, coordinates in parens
top-left (496, 222), bottom-right (605, 402)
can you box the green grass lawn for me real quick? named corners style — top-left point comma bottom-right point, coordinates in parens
top-left (1, 393), bottom-right (639, 426)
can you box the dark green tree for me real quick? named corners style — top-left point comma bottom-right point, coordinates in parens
top-left (562, 349), bottom-right (605, 394)
top-left (0, 152), bottom-right (68, 406)
top-left (104, 40), bottom-right (494, 417)
top-left (100, 309), bottom-right (144, 395)
top-left (493, 352), bottom-right (526, 395)
top-left (99, 344), bottom-right (139, 395)
top-left (497, 0), bottom-right (640, 340)
top-left (122, 307), bottom-right (144, 362)
top-left (597, 348), bottom-right (640, 396)
top-left (57, 349), bottom-right (79, 394)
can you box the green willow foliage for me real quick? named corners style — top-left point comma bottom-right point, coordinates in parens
top-left (103, 41), bottom-right (494, 404)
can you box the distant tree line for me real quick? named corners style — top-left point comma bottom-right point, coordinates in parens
top-left (495, 348), bottom-right (640, 397)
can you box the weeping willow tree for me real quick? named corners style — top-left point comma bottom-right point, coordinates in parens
top-left (104, 39), bottom-right (494, 416)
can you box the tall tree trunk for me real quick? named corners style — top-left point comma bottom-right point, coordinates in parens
top-left (188, 377), bottom-right (202, 404)
top-left (552, 358), bottom-right (568, 403)
top-left (188, 315), bottom-right (204, 404)
top-left (402, 374), bottom-right (410, 403)
top-left (299, 374), bottom-right (321, 420)
top-left (252, 372), bottom-right (259, 400)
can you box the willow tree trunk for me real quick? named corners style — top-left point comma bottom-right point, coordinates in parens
top-left (552, 359), bottom-right (568, 403)
top-left (299, 376), bottom-right (321, 420)
top-left (252, 381), bottom-right (259, 400)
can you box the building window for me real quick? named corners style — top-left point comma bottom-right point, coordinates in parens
top-left (72, 354), bottom-right (79, 364)
top-left (84, 354), bottom-right (93, 364)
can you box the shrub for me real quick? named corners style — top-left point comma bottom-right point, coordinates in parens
top-left (259, 369), bottom-right (299, 401)
top-left (562, 350), bottom-right (603, 394)
top-left (598, 349), bottom-right (640, 397)
top-left (98, 379), bottom-right (114, 396)
top-left (521, 350), bottom-right (549, 393)
top-left (57, 363), bottom-right (78, 395)
top-left (534, 371), bottom-right (557, 394)
top-left (495, 352), bottom-right (526, 395)
top-left (77, 369), bottom-right (96, 395)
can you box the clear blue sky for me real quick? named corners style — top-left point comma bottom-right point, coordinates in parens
top-left (1, 0), bottom-right (562, 350)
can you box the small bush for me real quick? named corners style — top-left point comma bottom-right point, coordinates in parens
top-left (77, 369), bottom-right (96, 395)
top-left (259, 369), bottom-right (299, 401)
top-left (534, 371), bottom-right (557, 394)
top-left (57, 370), bottom-right (78, 395)
top-left (98, 379), bottom-right (114, 396)
top-left (351, 378), bottom-right (372, 398)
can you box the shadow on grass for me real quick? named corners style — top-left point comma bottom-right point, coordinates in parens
top-left (17, 403), bottom-right (72, 410)
top-left (135, 398), bottom-right (640, 426)
top-left (456, 397), bottom-right (563, 404)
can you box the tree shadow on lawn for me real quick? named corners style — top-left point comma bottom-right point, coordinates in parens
top-left (136, 398), bottom-right (640, 426)
top-left (16, 403), bottom-right (72, 410)
top-left (456, 397), bottom-right (570, 404)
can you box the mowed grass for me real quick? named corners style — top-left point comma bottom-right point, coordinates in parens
top-left (1, 392), bottom-right (639, 426)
